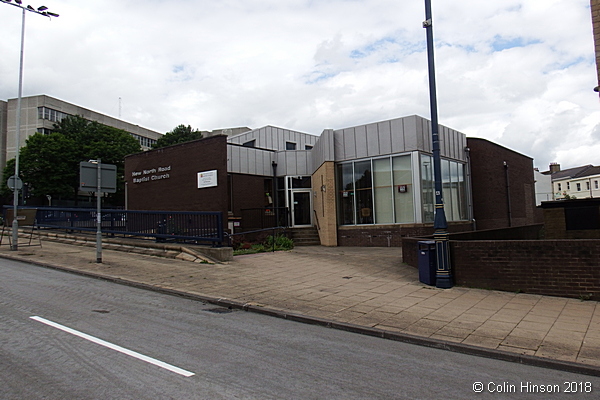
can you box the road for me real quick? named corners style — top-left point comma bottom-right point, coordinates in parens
top-left (1, 257), bottom-right (599, 399)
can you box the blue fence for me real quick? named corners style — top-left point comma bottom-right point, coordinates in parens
top-left (4, 206), bottom-right (224, 246)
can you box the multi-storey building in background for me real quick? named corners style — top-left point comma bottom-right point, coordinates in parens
top-left (0, 94), bottom-right (163, 171)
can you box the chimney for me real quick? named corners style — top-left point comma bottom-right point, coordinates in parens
top-left (549, 162), bottom-right (560, 174)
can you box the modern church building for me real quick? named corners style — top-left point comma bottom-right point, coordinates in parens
top-left (125, 114), bottom-right (536, 247)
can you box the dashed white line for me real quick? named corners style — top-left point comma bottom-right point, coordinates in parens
top-left (30, 316), bottom-right (195, 377)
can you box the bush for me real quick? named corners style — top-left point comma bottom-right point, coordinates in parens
top-left (233, 234), bottom-right (294, 255)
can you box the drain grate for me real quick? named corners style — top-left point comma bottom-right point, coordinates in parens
top-left (205, 307), bottom-right (235, 314)
top-left (92, 309), bottom-right (110, 314)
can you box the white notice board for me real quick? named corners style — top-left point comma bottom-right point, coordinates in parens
top-left (197, 170), bottom-right (217, 188)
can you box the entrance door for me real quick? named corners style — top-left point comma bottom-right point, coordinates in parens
top-left (292, 191), bottom-right (311, 226)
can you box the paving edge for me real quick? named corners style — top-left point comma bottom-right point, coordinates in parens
top-left (2, 252), bottom-right (599, 378)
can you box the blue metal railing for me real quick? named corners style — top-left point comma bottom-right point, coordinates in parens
top-left (4, 206), bottom-right (224, 246)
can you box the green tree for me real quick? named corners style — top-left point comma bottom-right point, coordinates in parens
top-left (152, 124), bottom-right (203, 148)
top-left (2, 115), bottom-right (141, 204)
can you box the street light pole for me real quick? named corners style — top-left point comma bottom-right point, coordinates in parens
top-left (423, 0), bottom-right (453, 288)
top-left (1, 0), bottom-right (59, 251)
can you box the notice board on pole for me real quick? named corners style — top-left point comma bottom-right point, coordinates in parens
top-left (79, 162), bottom-right (117, 193)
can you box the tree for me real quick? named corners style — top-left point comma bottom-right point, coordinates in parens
top-left (2, 115), bottom-right (141, 204)
top-left (152, 124), bottom-right (203, 148)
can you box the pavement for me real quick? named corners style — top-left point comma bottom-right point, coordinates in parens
top-left (1, 232), bottom-right (599, 377)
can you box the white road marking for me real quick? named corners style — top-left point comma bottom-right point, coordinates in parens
top-left (30, 316), bottom-right (195, 377)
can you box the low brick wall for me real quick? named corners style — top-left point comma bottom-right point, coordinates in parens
top-left (452, 240), bottom-right (600, 299)
top-left (401, 224), bottom-right (544, 269)
top-left (339, 222), bottom-right (473, 248)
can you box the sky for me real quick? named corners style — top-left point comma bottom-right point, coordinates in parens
top-left (0, 0), bottom-right (598, 170)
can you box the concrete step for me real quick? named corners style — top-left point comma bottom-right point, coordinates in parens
top-left (290, 227), bottom-right (321, 246)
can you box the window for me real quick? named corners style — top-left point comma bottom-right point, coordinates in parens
top-left (337, 155), bottom-right (465, 225)
top-left (576, 183), bottom-right (581, 191)
top-left (305, 145), bottom-right (313, 150)
top-left (130, 133), bottom-right (157, 148)
top-left (286, 142), bottom-right (297, 150)
top-left (421, 154), bottom-right (434, 223)
top-left (36, 128), bottom-right (53, 135)
top-left (393, 155), bottom-right (414, 223)
top-left (37, 106), bottom-right (69, 123)
top-left (557, 183), bottom-right (562, 191)
top-left (586, 181), bottom-right (590, 190)
top-left (567, 182), bottom-right (571, 190)
top-left (595, 181), bottom-right (599, 189)
top-left (354, 161), bottom-right (373, 224)
top-left (243, 140), bottom-right (255, 147)
top-left (337, 163), bottom-right (355, 225)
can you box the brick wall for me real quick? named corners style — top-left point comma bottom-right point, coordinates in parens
top-left (124, 135), bottom-right (228, 227)
top-left (312, 161), bottom-right (338, 246)
top-left (452, 240), bottom-right (600, 299)
top-left (468, 138), bottom-right (536, 230)
top-left (339, 221), bottom-right (473, 248)
top-left (401, 224), bottom-right (544, 270)
top-left (229, 173), bottom-right (272, 217)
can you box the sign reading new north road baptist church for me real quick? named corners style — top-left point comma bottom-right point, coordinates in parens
top-left (131, 165), bottom-right (171, 184)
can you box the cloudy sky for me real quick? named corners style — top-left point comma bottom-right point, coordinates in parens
top-left (1, 0), bottom-right (598, 170)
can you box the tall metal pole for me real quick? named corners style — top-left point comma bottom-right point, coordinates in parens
top-left (96, 159), bottom-right (102, 263)
top-left (423, 0), bottom-right (452, 288)
top-left (2, 0), bottom-right (59, 251)
top-left (11, 8), bottom-right (26, 251)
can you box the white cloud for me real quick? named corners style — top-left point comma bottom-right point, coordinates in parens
top-left (0, 0), bottom-right (597, 170)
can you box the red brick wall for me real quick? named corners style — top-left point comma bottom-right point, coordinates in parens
top-left (468, 138), bottom-right (536, 230)
top-left (452, 240), bottom-right (600, 299)
top-left (229, 173), bottom-right (272, 217)
top-left (339, 221), bottom-right (473, 247)
top-left (124, 135), bottom-right (228, 216)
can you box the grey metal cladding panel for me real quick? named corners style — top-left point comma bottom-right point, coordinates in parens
top-left (256, 150), bottom-right (267, 176)
top-left (421, 117), bottom-right (432, 152)
top-left (229, 145), bottom-right (241, 173)
top-left (259, 129), bottom-right (267, 150)
top-left (344, 128), bottom-right (357, 160)
top-left (375, 121), bottom-right (391, 156)
top-left (365, 123), bottom-right (378, 157)
top-left (285, 152), bottom-right (297, 176)
top-left (227, 145), bottom-right (233, 171)
top-left (333, 131), bottom-right (345, 161)
top-left (390, 118), bottom-right (405, 153)
top-left (439, 125), bottom-right (448, 158)
top-left (248, 148), bottom-right (257, 175)
top-left (403, 116), bottom-right (419, 151)
top-left (298, 151), bottom-right (310, 175)
top-left (355, 125), bottom-right (368, 159)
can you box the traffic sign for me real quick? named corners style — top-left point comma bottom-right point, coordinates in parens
top-left (6, 175), bottom-right (23, 191)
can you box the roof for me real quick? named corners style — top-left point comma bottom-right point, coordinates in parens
top-left (551, 164), bottom-right (595, 180)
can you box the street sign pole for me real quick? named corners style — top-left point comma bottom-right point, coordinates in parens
top-left (79, 160), bottom-right (117, 264)
top-left (96, 159), bottom-right (102, 263)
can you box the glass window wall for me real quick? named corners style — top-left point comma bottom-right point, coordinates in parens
top-left (337, 154), bottom-right (467, 226)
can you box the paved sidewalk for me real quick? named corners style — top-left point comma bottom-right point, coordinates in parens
top-left (1, 237), bottom-right (599, 374)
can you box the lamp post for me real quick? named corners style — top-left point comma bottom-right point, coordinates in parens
top-left (1, 0), bottom-right (59, 251)
top-left (423, 0), bottom-right (453, 288)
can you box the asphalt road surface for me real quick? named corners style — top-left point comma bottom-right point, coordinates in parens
top-left (1, 257), bottom-right (599, 399)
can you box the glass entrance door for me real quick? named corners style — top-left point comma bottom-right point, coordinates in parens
top-left (292, 191), bottom-right (311, 226)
